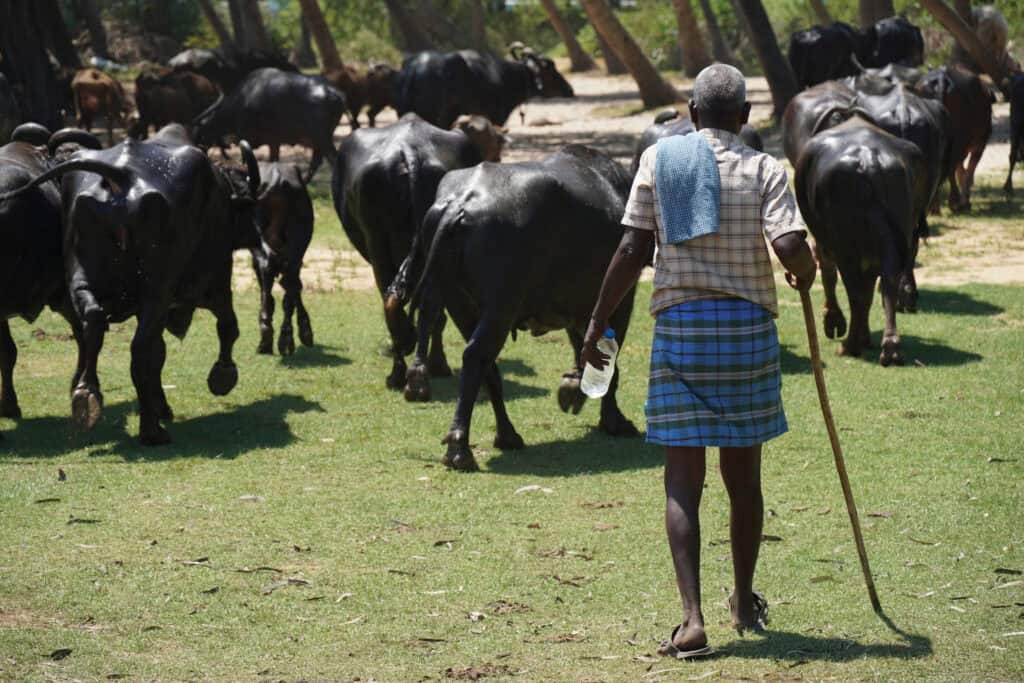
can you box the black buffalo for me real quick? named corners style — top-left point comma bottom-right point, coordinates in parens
top-left (250, 161), bottom-right (315, 356)
top-left (1004, 73), bottom-right (1024, 196)
top-left (394, 44), bottom-right (574, 129)
top-left (388, 146), bottom-right (639, 471)
top-left (169, 47), bottom-right (298, 91)
top-left (632, 109), bottom-right (763, 174)
top-left (795, 117), bottom-right (930, 367)
top-left (194, 68), bottom-right (346, 181)
top-left (0, 127), bottom-right (263, 445)
top-left (0, 125), bottom-right (100, 440)
top-left (788, 17), bottom-right (924, 89)
top-left (331, 113), bottom-right (506, 391)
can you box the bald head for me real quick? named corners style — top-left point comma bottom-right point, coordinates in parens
top-left (691, 64), bottom-right (746, 114)
top-left (688, 64), bottom-right (750, 134)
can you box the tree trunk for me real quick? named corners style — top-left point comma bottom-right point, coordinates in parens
top-left (953, 0), bottom-right (971, 22)
top-left (197, 0), bottom-right (235, 49)
top-left (733, 0), bottom-right (799, 120)
top-left (227, 0), bottom-right (248, 49)
top-left (920, 0), bottom-right (1008, 95)
top-left (539, 0), bottom-right (596, 72)
top-left (296, 0), bottom-right (345, 74)
top-left (470, 0), bottom-right (488, 52)
top-left (141, 0), bottom-right (173, 36)
top-left (76, 0), bottom-right (109, 59)
top-left (292, 16), bottom-right (318, 68)
top-left (0, 0), bottom-right (64, 130)
top-left (384, 0), bottom-right (434, 52)
top-left (595, 25), bottom-right (627, 74)
top-left (38, 0), bottom-right (81, 68)
top-left (859, 0), bottom-right (893, 28)
top-left (809, 0), bottom-right (832, 24)
top-left (699, 0), bottom-right (736, 64)
top-left (415, 0), bottom-right (460, 48)
top-left (579, 0), bottom-right (679, 108)
top-left (239, 0), bottom-right (272, 51)
top-left (672, 0), bottom-right (712, 77)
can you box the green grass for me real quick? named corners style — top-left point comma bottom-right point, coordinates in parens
top-left (1, 182), bottom-right (1023, 681)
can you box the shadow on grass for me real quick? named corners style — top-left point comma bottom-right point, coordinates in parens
top-left (417, 372), bottom-right (549, 404)
top-left (723, 619), bottom-right (932, 662)
top-left (0, 394), bottom-right (323, 461)
top-left (818, 333), bottom-right (983, 367)
top-left (780, 344), bottom-right (812, 375)
top-left (484, 430), bottom-right (660, 476)
top-left (916, 289), bottom-right (1004, 316)
top-left (277, 344), bottom-right (352, 368)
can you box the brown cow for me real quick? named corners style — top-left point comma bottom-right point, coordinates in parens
top-left (326, 63), bottom-right (397, 129)
top-left (130, 66), bottom-right (220, 140)
top-left (71, 68), bottom-right (130, 146)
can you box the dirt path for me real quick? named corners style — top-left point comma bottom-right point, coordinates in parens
top-left (238, 71), bottom-right (1024, 292)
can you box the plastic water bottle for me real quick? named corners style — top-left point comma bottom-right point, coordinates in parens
top-left (581, 328), bottom-right (618, 398)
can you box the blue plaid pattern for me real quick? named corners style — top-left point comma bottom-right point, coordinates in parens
top-left (646, 297), bottom-right (788, 447)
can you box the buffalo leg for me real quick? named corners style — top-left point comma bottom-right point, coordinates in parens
top-left (837, 266), bottom-right (873, 358)
top-left (71, 318), bottom-right (106, 432)
top-left (404, 279), bottom-right (442, 402)
top-left (0, 322), bottom-right (20, 419)
top-left (1005, 134), bottom-right (1020, 195)
top-left (278, 268), bottom-right (301, 357)
top-left (878, 244), bottom-right (905, 367)
top-left (269, 144), bottom-right (280, 162)
top-left (427, 312), bottom-right (451, 377)
top-left (130, 308), bottom-right (172, 445)
top-left (815, 242), bottom-right (847, 340)
top-left (367, 105), bottom-right (382, 128)
top-left (206, 290), bottom-right (240, 397)
top-left (944, 166), bottom-right (962, 215)
top-left (897, 230), bottom-right (921, 314)
top-left (960, 146), bottom-right (984, 211)
top-left (252, 250), bottom-right (276, 355)
top-left (600, 296), bottom-right (640, 437)
top-left (558, 328), bottom-right (587, 415)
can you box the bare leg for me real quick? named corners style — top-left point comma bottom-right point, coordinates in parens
top-left (0, 321), bottom-right (20, 419)
top-left (664, 446), bottom-right (708, 651)
top-left (720, 445), bottom-right (764, 629)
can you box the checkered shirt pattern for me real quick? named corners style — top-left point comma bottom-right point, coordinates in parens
top-left (623, 127), bottom-right (806, 317)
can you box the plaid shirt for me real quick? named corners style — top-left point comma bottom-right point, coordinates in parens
top-left (623, 127), bottom-right (806, 317)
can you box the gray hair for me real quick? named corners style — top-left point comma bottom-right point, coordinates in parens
top-left (691, 64), bottom-right (746, 113)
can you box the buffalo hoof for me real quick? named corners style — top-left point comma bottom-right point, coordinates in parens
top-left (0, 396), bottom-right (21, 420)
top-left (823, 308), bottom-right (847, 340)
top-left (442, 433), bottom-right (479, 472)
top-left (158, 400), bottom-right (174, 423)
top-left (139, 425), bottom-right (172, 446)
top-left (557, 374), bottom-right (586, 415)
top-left (404, 363), bottom-right (431, 402)
top-left (71, 387), bottom-right (103, 431)
top-left (257, 328), bottom-right (273, 355)
top-left (207, 361), bottom-right (238, 396)
top-left (386, 364), bottom-right (407, 390)
top-left (600, 411), bottom-right (640, 438)
top-left (897, 285), bottom-right (918, 314)
top-left (879, 337), bottom-right (904, 367)
top-left (1004, 181), bottom-right (1013, 196)
top-left (427, 355), bottom-right (453, 378)
top-left (837, 342), bottom-right (862, 358)
top-left (298, 320), bottom-right (314, 348)
top-left (278, 329), bottom-right (296, 356)
top-left (494, 428), bottom-right (525, 450)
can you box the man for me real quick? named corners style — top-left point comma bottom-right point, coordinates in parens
top-left (582, 64), bottom-right (816, 658)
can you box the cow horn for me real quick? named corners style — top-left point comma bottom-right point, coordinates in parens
top-left (47, 128), bottom-right (103, 154)
top-left (0, 158), bottom-right (132, 203)
top-left (192, 91), bottom-right (224, 127)
top-left (11, 123), bottom-right (52, 147)
top-left (239, 140), bottom-right (260, 197)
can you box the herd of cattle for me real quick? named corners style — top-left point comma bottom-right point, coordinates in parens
top-left (1, 22), bottom-right (1022, 469)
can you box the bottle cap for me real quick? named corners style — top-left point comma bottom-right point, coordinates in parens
top-left (604, 328), bottom-right (615, 339)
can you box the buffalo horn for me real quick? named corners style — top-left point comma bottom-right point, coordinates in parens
top-left (0, 158), bottom-right (132, 202)
top-left (239, 140), bottom-right (260, 197)
top-left (192, 91), bottom-right (224, 127)
top-left (48, 128), bottom-right (103, 154)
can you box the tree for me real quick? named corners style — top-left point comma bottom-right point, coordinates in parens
top-left (470, 0), bottom-right (488, 52)
top-left (539, 0), bottom-right (596, 72)
top-left (239, 0), bottom-right (272, 51)
top-left (953, 0), bottom-right (971, 21)
top-left (595, 31), bottom-right (627, 74)
top-left (296, 0), bottom-right (345, 75)
top-left (197, 0), bottom-right (235, 48)
top-left (672, 0), bottom-right (712, 77)
top-left (809, 0), bottom-right (833, 24)
top-left (698, 0), bottom-right (736, 64)
top-left (227, 0), bottom-right (248, 48)
top-left (578, 0), bottom-right (679, 108)
top-left (38, 0), bottom-right (81, 68)
top-left (76, 0), bottom-right (109, 59)
top-left (733, 0), bottom-right (799, 120)
top-left (859, 0), bottom-right (894, 28)
top-left (0, 0), bottom-right (65, 130)
top-left (920, 0), bottom-right (1009, 95)
top-left (292, 16), bottom-right (318, 69)
top-left (384, 0), bottom-right (434, 52)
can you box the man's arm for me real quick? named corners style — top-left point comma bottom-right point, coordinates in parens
top-left (772, 232), bottom-right (816, 291)
top-left (581, 227), bottom-right (655, 370)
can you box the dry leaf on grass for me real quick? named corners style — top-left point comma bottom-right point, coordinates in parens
top-left (761, 534), bottom-right (784, 542)
top-left (545, 630), bottom-right (586, 643)
top-left (909, 537), bottom-right (940, 546)
top-left (180, 558), bottom-right (211, 567)
top-left (994, 580), bottom-right (1024, 590)
top-left (200, 586), bottom-right (219, 595)
top-left (261, 577), bottom-right (310, 594)
top-left (234, 566), bottom-right (281, 574)
top-left (593, 523), bottom-right (619, 531)
top-left (487, 600), bottom-right (530, 614)
top-left (995, 568), bottom-right (1023, 576)
top-left (551, 575), bottom-right (588, 587)
top-left (514, 485), bottom-right (553, 495)
top-left (34, 498), bottom-right (60, 504)
top-left (867, 511), bottom-right (893, 518)
top-left (537, 548), bottom-right (593, 561)
top-left (468, 611), bottom-right (485, 622)
top-left (527, 522), bottom-right (541, 529)
top-left (47, 648), bottom-right (72, 661)
top-left (238, 495), bottom-right (264, 503)
top-left (444, 663), bottom-right (515, 680)
top-left (582, 501), bottom-right (623, 509)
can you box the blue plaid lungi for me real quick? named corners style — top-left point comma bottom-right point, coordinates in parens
top-left (646, 297), bottom-right (788, 447)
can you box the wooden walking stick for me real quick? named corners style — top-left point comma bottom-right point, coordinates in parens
top-left (798, 288), bottom-right (882, 614)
